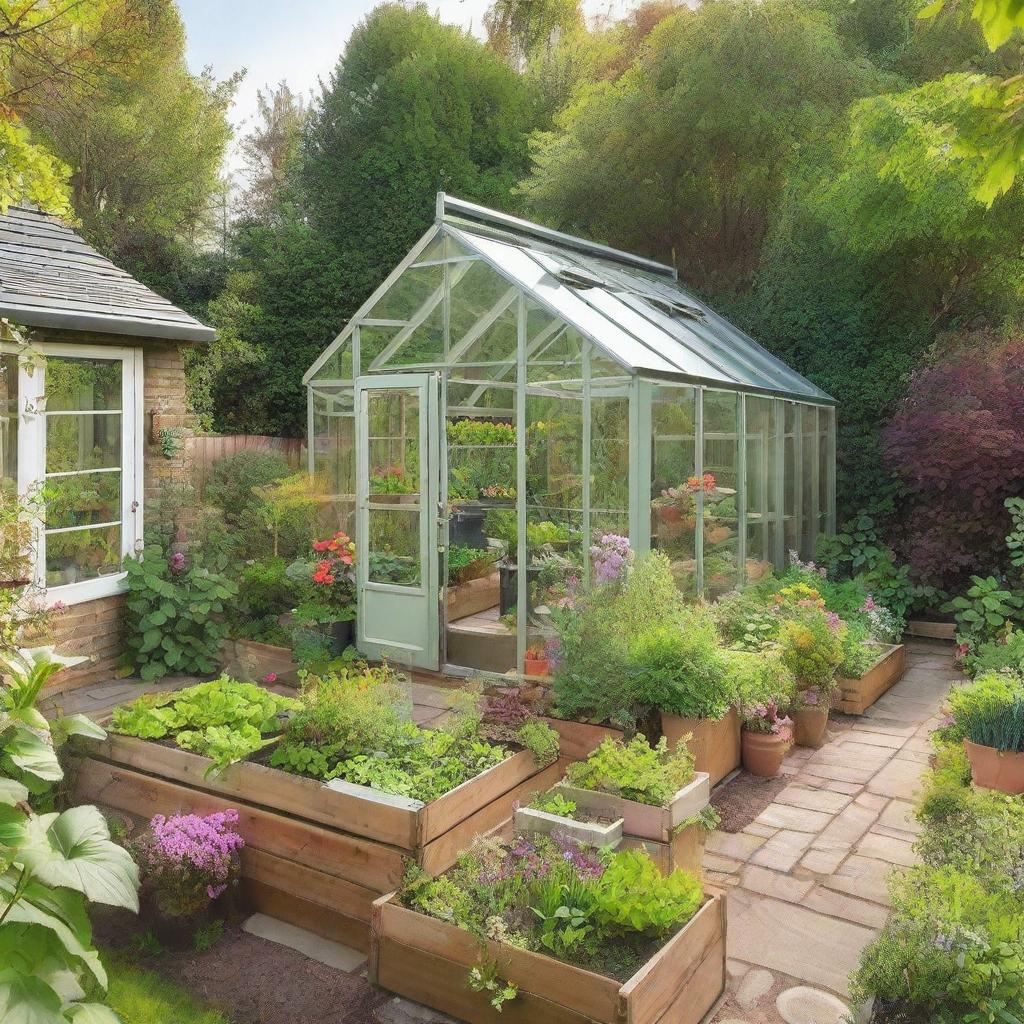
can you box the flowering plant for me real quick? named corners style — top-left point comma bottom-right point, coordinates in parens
top-left (480, 484), bottom-right (515, 500)
top-left (743, 700), bottom-right (793, 735)
top-left (589, 534), bottom-right (631, 584)
top-left (370, 466), bottom-right (417, 494)
top-left (307, 531), bottom-right (356, 615)
top-left (686, 473), bottom-right (717, 494)
top-left (133, 810), bottom-right (245, 918)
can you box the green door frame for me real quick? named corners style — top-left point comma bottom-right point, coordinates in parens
top-left (355, 372), bottom-right (441, 670)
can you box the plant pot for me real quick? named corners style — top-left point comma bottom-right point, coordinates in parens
top-left (330, 618), bottom-right (355, 654)
top-left (741, 728), bottom-right (792, 778)
top-left (498, 562), bottom-right (542, 616)
top-left (148, 904), bottom-right (217, 951)
top-left (524, 655), bottom-right (549, 678)
top-left (964, 738), bottom-right (1024, 795)
top-left (793, 706), bottom-right (829, 748)
top-left (449, 503), bottom-right (488, 549)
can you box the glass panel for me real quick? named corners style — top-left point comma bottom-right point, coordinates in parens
top-left (311, 340), bottom-right (353, 381)
top-left (377, 303), bottom-right (445, 368)
top-left (45, 414), bottom-right (121, 473)
top-left (744, 396), bottom-right (779, 580)
top-left (312, 388), bottom-right (355, 536)
top-left (366, 389), bottom-right (419, 498)
top-left (525, 309), bottom-right (582, 383)
top-left (801, 405), bottom-right (819, 559)
top-left (450, 305), bottom-right (519, 376)
top-left (818, 407), bottom-right (831, 539)
top-left (44, 471), bottom-right (120, 529)
top-left (44, 357), bottom-right (121, 412)
top-left (367, 508), bottom-right (421, 585)
top-left (45, 524), bottom-right (121, 586)
top-left (784, 403), bottom-right (799, 557)
top-left (365, 261), bottom-right (447, 369)
top-left (359, 325), bottom-right (402, 370)
top-left (702, 390), bottom-right (740, 598)
top-left (447, 258), bottom-right (514, 353)
top-left (590, 388), bottom-right (630, 540)
top-left (1, 352), bottom-right (16, 494)
top-left (650, 383), bottom-right (697, 598)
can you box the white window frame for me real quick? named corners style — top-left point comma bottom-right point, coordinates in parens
top-left (2, 340), bottom-right (144, 607)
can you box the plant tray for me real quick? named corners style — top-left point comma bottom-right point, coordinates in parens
top-left (661, 708), bottom-right (740, 787)
top-left (554, 773), bottom-right (710, 844)
top-left (73, 731), bottom-right (567, 951)
top-left (513, 805), bottom-right (624, 847)
top-left (836, 644), bottom-right (906, 715)
top-left (369, 889), bottom-right (726, 1024)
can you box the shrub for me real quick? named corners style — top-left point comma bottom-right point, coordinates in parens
top-left (945, 575), bottom-right (1024, 650)
top-left (941, 672), bottom-right (1024, 745)
top-left (516, 718), bottom-right (560, 767)
top-left (776, 607), bottom-right (844, 691)
top-left (204, 450), bottom-right (292, 526)
top-left (970, 628), bottom-right (1024, 678)
top-left (838, 619), bottom-right (878, 678)
top-left (726, 649), bottom-right (796, 712)
top-left (565, 736), bottom-right (694, 807)
top-left (123, 545), bottom-right (239, 681)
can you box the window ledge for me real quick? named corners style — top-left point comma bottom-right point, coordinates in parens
top-left (45, 572), bottom-right (128, 608)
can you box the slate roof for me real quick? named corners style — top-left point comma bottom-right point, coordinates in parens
top-left (0, 205), bottom-right (215, 343)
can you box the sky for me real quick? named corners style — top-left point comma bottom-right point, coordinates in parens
top-left (177, 0), bottom-right (625, 177)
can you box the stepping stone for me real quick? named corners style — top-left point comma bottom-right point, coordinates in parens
top-left (243, 913), bottom-right (367, 971)
top-left (811, 802), bottom-right (879, 852)
top-left (800, 762), bottom-right (876, 784)
top-left (799, 847), bottom-right (847, 875)
top-left (726, 958), bottom-right (751, 979)
top-left (845, 730), bottom-right (904, 750)
top-left (856, 831), bottom-right (917, 866)
top-left (868, 758), bottom-right (925, 798)
top-left (706, 830), bottom-right (767, 861)
top-left (749, 829), bottom-right (815, 872)
top-left (741, 864), bottom-right (815, 903)
top-left (777, 985), bottom-right (852, 1024)
top-left (736, 967), bottom-right (775, 1009)
top-left (756, 804), bottom-right (834, 833)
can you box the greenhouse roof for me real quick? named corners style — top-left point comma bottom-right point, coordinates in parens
top-left (305, 194), bottom-right (834, 404)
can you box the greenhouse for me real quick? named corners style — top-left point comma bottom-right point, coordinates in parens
top-left (304, 194), bottom-right (836, 675)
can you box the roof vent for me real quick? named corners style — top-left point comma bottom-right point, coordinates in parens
top-left (553, 266), bottom-right (606, 290)
top-left (644, 294), bottom-right (707, 321)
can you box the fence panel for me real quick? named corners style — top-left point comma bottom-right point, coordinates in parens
top-left (186, 435), bottom-right (305, 497)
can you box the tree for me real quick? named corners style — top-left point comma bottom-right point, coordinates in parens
top-left (484, 0), bottom-right (582, 70)
top-left (519, 0), bottom-right (881, 289)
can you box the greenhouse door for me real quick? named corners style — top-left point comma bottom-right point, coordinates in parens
top-left (355, 373), bottom-right (441, 670)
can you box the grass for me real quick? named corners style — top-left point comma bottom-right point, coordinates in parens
top-left (104, 954), bottom-right (232, 1024)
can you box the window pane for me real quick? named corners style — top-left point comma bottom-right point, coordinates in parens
top-left (590, 388), bottom-right (630, 539)
top-left (366, 388), bottom-right (419, 497)
top-left (744, 396), bottom-right (779, 579)
top-left (46, 414), bottom-right (121, 473)
top-left (45, 357), bottom-right (121, 412)
top-left (367, 508), bottom-right (421, 585)
top-left (45, 524), bottom-right (122, 586)
top-left (784, 404), bottom-right (799, 556)
top-left (650, 383), bottom-right (697, 598)
top-left (1, 352), bottom-right (16, 493)
top-left (702, 390), bottom-right (740, 597)
top-left (45, 471), bottom-right (120, 529)
top-left (801, 406), bottom-right (819, 560)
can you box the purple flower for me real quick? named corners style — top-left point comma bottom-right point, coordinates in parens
top-left (825, 611), bottom-right (842, 632)
top-left (803, 688), bottom-right (821, 707)
top-left (590, 534), bottom-right (631, 584)
top-left (169, 551), bottom-right (186, 575)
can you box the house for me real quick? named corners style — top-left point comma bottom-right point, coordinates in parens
top-left (0, 204), bottom-right (214, 691)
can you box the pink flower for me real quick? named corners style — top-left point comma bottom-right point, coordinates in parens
top-left (51, 600), bottom-right (67, 613)
top-left (263, 672), bottom-right (278, 683)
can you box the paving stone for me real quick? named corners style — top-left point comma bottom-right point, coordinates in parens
top-left (802, 887), bottom-right (890, 929)
top-left (728, 894), bottom-right (875, 996)
top-left (375, 997), bottom-right (459, 1024)
top-left (243, 913), bottom-right (367, 971)
top-left (777, 986), bottom-right (852, 1024)
top-left (877, 799), bottom-right (921, 835)
top-left (851, 721), bottom-right (918, 738)
top-left (894, 748), bottom-right (929, 764)
top-left (845, 730), bottom-right (905, 750)
top-left (816, 741), bottom-right (893, 768)
top-left (756, 804), bottom-right (834, 833)
top-left (803, 777), bottom-right (863, 796)
top-left (736, 967), bottom-right (775, 1009)
top-left (853, 792), bottom-right (889, 812)
top-left (823, 855), bottom-right (895, 906)
top-left (706, 852), bottom-right (745, 874)
top-left (744, 822), bottom-right (779, 838)
top-left (857, 831), bottom-right (917, 866)
top-left (705, 870), bottom-right (741, 888)
top-left (868, 758), bottom-right (926, 798)
top-left (727, 958), bottom-right (751, 979)
top-left (811, 802), bottom-right (879, 852)
top-left (799, 847), bottom-right (847, 875)
top-left (749, 829), bottom-right (815, 872)
top-left (799, 761), bottom-right (876, 784)
top-left (741, 865), bottom-right (815, 903)
top-left (707, 830), bottom-right (767, 861)
top-left (775, 785), bottom-right (852, 814)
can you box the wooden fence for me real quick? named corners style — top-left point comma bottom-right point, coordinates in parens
top-left (186, 434), bottom-right (306, 497)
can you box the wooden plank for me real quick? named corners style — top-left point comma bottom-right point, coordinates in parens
top-left (421, 749), bottom-right (541, 844)
top-left (837, 644), bottom-right (907, 715)
top-left (73, 758), bottom-right (404, 893)
top-left (649, 938), bottom-right (726, 1024)
top-left (376, 899), bottom-right (621, 1023)
top-left (662, 709), bottom-right (740, 788)
top-left (91, 734), bottom-right (419, 849)
top-left (375, 937), bottom-right (596, 1024)
top-left (543, 718), bottom-right (623, 763)
top-left (241, 847), bottom-right (377, 923)
top-left (243, 878), bottom-right (369, 954)
top-left (906, 620), bottom-right (955, 640)
top-left (619, 895), bottom-right (725, 1024)
top-left (420, 757), bottom-right (567, 874)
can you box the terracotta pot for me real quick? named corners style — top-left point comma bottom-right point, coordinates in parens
top-left (658, 505), bottom-right (682, 523)
top-left (793, 706), bottom-right (829, 748)
top-left (524, 655), bottom-right (549, 678)
top-left (964, 738), bottom-right (1024, 795)
top-left (741, 728), bottom-right (792, 778)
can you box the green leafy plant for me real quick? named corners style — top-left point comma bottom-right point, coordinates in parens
top-left (944, 576), bottom-right (1024, 648)
top-left (530, 791), bottom-right (578, 817)
top-left (447, 420), bottom-right (515, 446)
top-left (1, 648), bottom-right (141, 1023)
top-left (565, 736), bottom-right (694, 807)
top-left (447, 545), bottom-right (498, 586)
top-left (838, 619), bottom-right (879, 678)
top-left (467, 957), bottom-right (518, 1012)
top-left (531, 876), bottom-right (598, 957)
top-left (1006, 497), bottom-right (1024, 570)
top-left (123, 545), bottom-right (239, 681)
top-left (776, 608), bottom-right (844, 693)
top-left (970, 629), bottom-right (1024, 678)
top-left (516, 719), bottom-right (559, 767)
top-left (592, 850), bottom-right (702, 937)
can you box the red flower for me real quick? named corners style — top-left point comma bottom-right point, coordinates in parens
top-left (313, 559), bottom-right (336, 585)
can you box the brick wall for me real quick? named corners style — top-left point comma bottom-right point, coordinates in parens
top-left (39, 333), bottom-right (198, 694)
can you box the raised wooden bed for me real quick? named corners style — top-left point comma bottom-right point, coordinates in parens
top-left (447, 572), bottom-right (500, 622)
top-left (73, 732), bottom-right (569, 950)
top-left (514, 804), bottom-right (624, 847)
top-left (220, 637), bottom-right (298, 686)
top-left (836, 644), bottom-right (906, 715)
top-left (621, 822), bottom-right (707, 879)
top-left (369, 889), bottom-right (726, 1024)
top-left (661, 707), bottom-right (740, 787)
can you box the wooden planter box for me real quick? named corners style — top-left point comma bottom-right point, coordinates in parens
top-left (514, 805), bottom-right (624, 847)
top-left (73, 733), bottom-right (567, 952)
top-left (369, 890), bottom-right (726, 1024)
top-left (661, 708), bottom-right (740, 787)
top-left (447, 572), bottom-right (501, 622)
top-left (621, 821), bottom-right (707, 879)
top-left (555, 774), bottom-right (710, 844)
top-left (836, 644), bottom-right (906, 715)
top-left (220, 638), bottom-right (298, 687)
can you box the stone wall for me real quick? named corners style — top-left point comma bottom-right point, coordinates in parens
top-left (41, 333), bottom-right (198, 694)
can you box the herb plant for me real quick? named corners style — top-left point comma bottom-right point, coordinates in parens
top-left (530, 791), bottom-right (578, 817)
top-left (565, 736), bottom-right (695, 807)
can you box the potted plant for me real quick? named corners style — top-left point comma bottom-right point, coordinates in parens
top-left (524, 641), bottom-right (550, 678)
top-left (130, 809), bottom-right (245, 949)
top-left (741, 700), bottom-right (794, 777)
top-left (369, 466), bottom-right (418, 504)
top-left (777, 604), bottom-right (844, 748)
top-left (943, 673), bottom-right (1024, 795)
top-left (792, 686), bottom-right (829, 747)
top-left (310, 530), bottom-right (357, 649)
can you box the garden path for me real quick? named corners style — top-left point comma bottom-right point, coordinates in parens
top-left (706, 638), bottom-right (960, 1024)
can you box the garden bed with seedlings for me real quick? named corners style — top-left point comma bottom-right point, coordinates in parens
top-left (835, 643), bottom-right (906, 715)
top-left (370, 833), bottom-right (726, 1024)
top-left (73, 670), bottom-right (576, 951)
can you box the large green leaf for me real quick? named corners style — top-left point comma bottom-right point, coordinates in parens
top-left (0, 778), bottom-right (29, 806)
top-left (19, 808), bottom-right (139, 911)
top-left (65, 1003), bottom-right (120, 1024)
top-left (0, 805), bottom-right (29, 849)
top-left (0, 970), bottom-right (65, 1024)
top-left (6, 729), bottom-right (63, 784)
top-left (49, 716), bottom-right (105, 749)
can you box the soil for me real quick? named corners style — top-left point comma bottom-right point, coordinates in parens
top-left (710, 770), bottom-right (791, 833)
